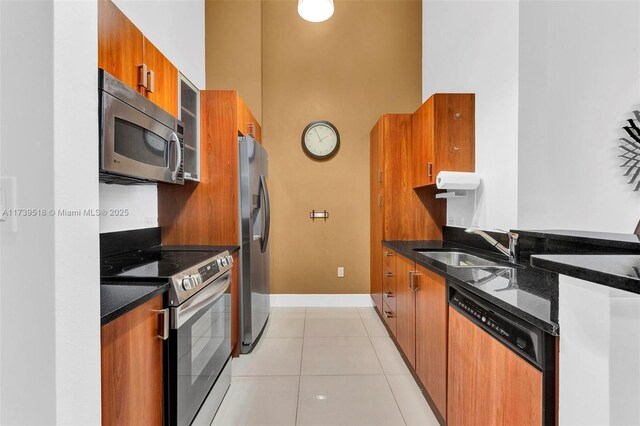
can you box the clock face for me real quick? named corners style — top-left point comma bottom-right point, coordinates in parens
top-left (302, 121), bottom-right (340, 160)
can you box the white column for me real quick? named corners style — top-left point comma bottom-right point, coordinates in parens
top-left (559, 275), bottom-right (640, 425)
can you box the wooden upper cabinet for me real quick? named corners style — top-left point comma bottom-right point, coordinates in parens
top-left (395, 254), bottom-right (416, 368)
top-left (237, 96), bottom-right (262, 143)
top-left (98, 0), bottom-right (143, 92)
top-left (143, 38), bottom-right (178, 116)
top-left (412, 93), bottom-right (475, 188)
top-left (369, 113), bottom-right (445, 314)
top-left (414, 264), bottom-right (448, 420)
top-left (448, 307), bottom-right (543, 426)
top-left (101, 295), bottom-right (164, 426)
top-left (98, 0), bottom-right (178, 116)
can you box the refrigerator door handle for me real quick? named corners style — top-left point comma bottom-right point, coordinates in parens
top-left (260, 175), bottom-right (271, 253)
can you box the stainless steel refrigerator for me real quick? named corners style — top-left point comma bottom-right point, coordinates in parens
top-left (238, 136), bottom-right (271, 353)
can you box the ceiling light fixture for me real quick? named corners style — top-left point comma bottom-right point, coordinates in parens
top-left (298, 0), bottom-right (334, 23)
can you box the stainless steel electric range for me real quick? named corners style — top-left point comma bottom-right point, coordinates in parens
top-left (101, 247), bottom-right (234, 426)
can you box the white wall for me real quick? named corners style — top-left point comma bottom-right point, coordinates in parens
top-left (423, 0), bottom-right (640, 233)
top-left (100, 0), bottom-right (205, 233)
top-left (518, 0), bottom-right (640, 233)
top-left (0, 1), bottom-right (101, 424)
top-left (422, 0), bottom-right (520, 230)
top-left (99, 184), bottom-right (159, 233)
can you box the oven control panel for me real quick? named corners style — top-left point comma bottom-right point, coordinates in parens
top-left (199, 260), bottom-right (221, 283)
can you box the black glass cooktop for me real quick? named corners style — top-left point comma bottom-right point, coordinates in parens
top-left (101, 249), bottom-right (224, 279)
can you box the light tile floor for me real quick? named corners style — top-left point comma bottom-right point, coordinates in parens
top-left (212, 307), bottom-right (440, 426)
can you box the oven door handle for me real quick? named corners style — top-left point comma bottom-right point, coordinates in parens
top-left (172, 273), bottom-right (231, 329)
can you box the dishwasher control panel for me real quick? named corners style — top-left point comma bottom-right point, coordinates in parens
top-left (450, 286), bottom-right (541, 368)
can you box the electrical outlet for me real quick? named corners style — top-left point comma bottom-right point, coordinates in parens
top-left (448, 215), bottom-right (454, 225)
top-left (337, 267), bottom-right (345, 278)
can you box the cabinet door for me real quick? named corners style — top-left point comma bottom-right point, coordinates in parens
top-left (411, 97), bottom-right (435, 188)
top-left (143, 37), bottom-right (178, 116)
top-left (433, 94), bottom-right (475, 178)
top-left (448, 307), bottom-right (543, 426)
top-left (101, 295), bottom-right (164, 426)
top-left (395, 254), bottom-right (416, 367)
top-left (415, 264), bottom-right (448, 419)
top-left (98, 0), bottom-right (144, 92)
top-left (237, 96), bottom-right (261, 142)
top-left (369, 119), bottom-right (384, 312)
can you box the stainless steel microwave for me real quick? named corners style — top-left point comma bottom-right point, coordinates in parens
top-left (99, 69), bottom-right (184, 185)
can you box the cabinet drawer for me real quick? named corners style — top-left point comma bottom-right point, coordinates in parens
top-left (382, 301), bottom-right (397, 336)
top-left (382, 272), bottom-right (397, 311)
top-left (383, 249), bottom-right (396, 270)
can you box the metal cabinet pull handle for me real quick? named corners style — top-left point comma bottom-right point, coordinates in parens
top-left (155, 308), bottom-right (169, 340)
top-left (138, 63), bottom-right (148, 89)
top-left (377, 194), bottom-right (382, 207)
top-left (247, 122), bottom-right (255, 137)
top-left (147, 69), bottom-right (155, 93)
top-left (385, 272), bottom-right (394, 277)
top-left (384, 291), bottom-right (394, 298)
top-left (377, 170), bottom-right (383, 183)
top-left (409, 271), bottom-right (420, 292)
top-left (384, 310), bottom-right (395, 319)
top-left (427, 162), bottom-right (433, 177)
top-left (385, 252), bottom-right (394, 257)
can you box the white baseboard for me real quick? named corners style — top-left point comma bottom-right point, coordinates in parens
top-left (270, 294), bottom-right (374, 307)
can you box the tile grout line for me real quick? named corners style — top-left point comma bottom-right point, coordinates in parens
top-left (293, 308), bottom-right (306, 426)
top-left (366, 312), bottom-right (409, 426)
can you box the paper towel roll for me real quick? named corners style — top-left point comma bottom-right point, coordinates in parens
top-left (436, 171), bottom-right (480, 190)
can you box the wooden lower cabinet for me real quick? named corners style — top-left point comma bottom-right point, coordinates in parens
top-left (448, 307), bottom-right (543, 426)
top-left (101, 295), bottom-right (164, 426)
top-left (415, 264), bottom-right (448, 420)
top-left (395, 254), bottom-right (416, 368)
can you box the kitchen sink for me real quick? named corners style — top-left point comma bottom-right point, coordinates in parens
top-left (415, 251), bottom-right (510, 268)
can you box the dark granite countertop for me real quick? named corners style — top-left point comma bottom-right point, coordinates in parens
top-left (515, 229), bottom-right (640, 251)
top-left (158, 245), bottom-right (240, 254)
top-left (531, 254), bottom-right (640, 295)
top-left (101, 282), bottom-right (170, 326)
top-left (383, 240), bottom-right (559, 335)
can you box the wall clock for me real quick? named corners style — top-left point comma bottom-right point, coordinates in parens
top-left (301, 120), bottom-right (340, 160)
top-left (620, 110), bottom-right (640, 191)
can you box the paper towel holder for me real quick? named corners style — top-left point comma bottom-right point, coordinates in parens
top-left (435, 191), bottom-right (469, 199)
top-left (434, 171), bottom-right (480, 199)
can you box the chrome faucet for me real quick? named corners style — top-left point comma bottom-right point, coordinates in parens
top-left (464, 227), bottom-right (519, 263)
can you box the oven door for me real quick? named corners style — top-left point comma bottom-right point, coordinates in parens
top-left (170, 273), bottom-right (232, 426)
top-left (100, 90), bottom-right (183, 184)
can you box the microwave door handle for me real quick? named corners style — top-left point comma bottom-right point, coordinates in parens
top-left (170, 132), bottom-right (181, 182)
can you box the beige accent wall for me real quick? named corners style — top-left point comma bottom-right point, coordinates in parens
top-left (263, 0), bottom-right (421, 294)
top-left (205, 0), bottom-right (421, 294)
top-left (205, 0), bottom-right (262, 121)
